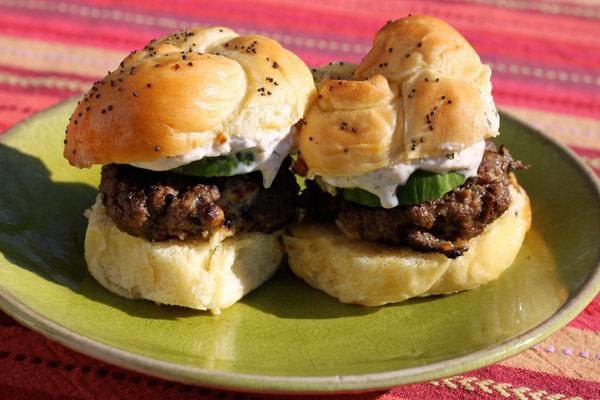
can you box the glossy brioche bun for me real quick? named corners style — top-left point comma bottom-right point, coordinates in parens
top-left (298, 15), bottom-right (499, 178)
top-left (65, 27), bottom-right (315, 168)
top-left (85, 198), bottom-right (283, 314)
top-left (302, 75), bottom-right (400, 176)
top-left (283, 180), bottom-right (531, 306)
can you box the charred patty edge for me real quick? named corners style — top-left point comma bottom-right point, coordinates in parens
top-left (299, 141), bottom-right (524, 258)
top-left (99, 158), bottom-right (298, 242)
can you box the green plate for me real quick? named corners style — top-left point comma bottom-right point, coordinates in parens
top-left (0, 99), bottom-right (599, 394)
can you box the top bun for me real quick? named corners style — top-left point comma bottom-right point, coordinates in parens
top-left (299, 15), bottom-right (499, 178)
top-left (65, 27), bottom-right (315, 168)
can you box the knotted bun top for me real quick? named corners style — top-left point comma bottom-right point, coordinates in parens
top-left (299, 15), bottom-right (499, 178)
top-left (65, 27), bottom-right (315, 168)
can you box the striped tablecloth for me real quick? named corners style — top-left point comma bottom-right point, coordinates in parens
top-left (1, 1), bottom-right (599, 399)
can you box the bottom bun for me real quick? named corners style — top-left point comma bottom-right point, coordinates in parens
top-left (284, 180), bottom-right (531, 306)
top-left (85, 198), bottom-right (283, 314)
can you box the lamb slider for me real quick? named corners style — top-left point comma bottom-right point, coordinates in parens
top-left (285, 15), bottom-right (531, 306)
top-left (64, 27), bottom-right (315, 314)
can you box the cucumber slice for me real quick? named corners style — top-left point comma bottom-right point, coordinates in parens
top-left (172, 151), bottom-right (254, 177)
top-left (396, 170), bottom-right (466, 205)
top-left (342, 187), bottom-right (381, 207)
top-left (342, 170), bottom-right (466, 207)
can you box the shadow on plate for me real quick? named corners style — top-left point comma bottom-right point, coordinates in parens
top-left (0, 144), bottom-right (200, 321)
top-left (240, 265), bottom-right (441, 319)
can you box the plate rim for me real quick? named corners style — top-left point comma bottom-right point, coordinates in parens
top-left (0, 99), bottom-right (599, 394)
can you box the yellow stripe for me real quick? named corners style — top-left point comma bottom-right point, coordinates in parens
top-left (0, 35), bottom-right (125, 77)
top-left (502, 106), bottom-right (600, 151)
top-left (498, 327), bottom-right (600, 381)
top-left (0, 71), bottom-right (89, 92)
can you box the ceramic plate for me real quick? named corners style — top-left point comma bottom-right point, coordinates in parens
top-left (0, 99), bottom-right (599, 394)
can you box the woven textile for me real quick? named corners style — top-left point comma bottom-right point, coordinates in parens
top-left (0, 1), bottom-right (598, 399)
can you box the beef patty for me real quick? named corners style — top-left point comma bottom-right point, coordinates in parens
top-left (100, 159), bottom-right (298, 241)
top-left (301, 141), bottom-right (524, 258)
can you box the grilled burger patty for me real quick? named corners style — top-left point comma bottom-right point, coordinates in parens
top-left (301, 142), bottom-right (524, 258)
top-left (100, 159), bottom-right (298, 241)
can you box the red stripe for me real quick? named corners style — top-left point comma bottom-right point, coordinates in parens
top-left (2, 2), bottom-right (598, 101)
top-left (455, 0), bottom-right (600, 19)
top-left (0, 89), bottom-right (69, 116)
top-left (0, 325), bottom-right (244, 399)
top-left (7, 39), bottom-right (591, 119)
top-left (6, 10), bottom-right (599, 76)
top-left (0, 1), bottom-right (598, 397)
top-left (0, 65), bottom-right (96, 83)
top-left (492, 78), bottom-right (600, 118)
top-left (0, 83), bottom-right (79, 98)
top-left (77, 1), bottom-right (599, 60)
top-left (0, 91), bottom-right (64, 134)
top-left (136, 0), bottom-right (600, 71)
top-left (3, 2), bottom-right (600, 75)
top-left (0, 3), bottom-right (600, 112)
top-left (0, 6), bottom-right (368, 52)
top-left (0, 123), bottom-right (9, 134)
top-left (571, 146), bottom-right (600, 159)
top-left (0, 90), bottom-right (64, 109)
top-left (7, 0), bottom-right (600, 53)
top-left (0, 104), bottom-right (36, 127)
top-left (0, 10), bottom-right (155, 51)
top-left (0, 18), bottom-right (362, 71)
top-left (569, 295), bottom-right (600, 331)
top-left (467, 32), bottom-right (600, 70)
top-left (87, 0), bottom-right (600, 39)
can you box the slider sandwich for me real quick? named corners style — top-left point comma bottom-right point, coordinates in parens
top-left (64, 27), bottom-right (315, 313)
top-left (285, 15), bottom-right (531, 306)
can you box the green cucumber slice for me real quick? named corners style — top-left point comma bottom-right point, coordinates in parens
top-left (342, 170), bottom-right (466, 207)
top-left (342, 187), bottom-right (381, 207)
top-left (396, 170), bottom-right (466, 205)
top-left (172, 151), bottom-right (254, 177)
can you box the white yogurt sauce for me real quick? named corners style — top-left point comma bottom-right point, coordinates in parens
top-left (321, 140), bottom-right (486, 208)
top-left (131, 127), bottom-right (295, 188)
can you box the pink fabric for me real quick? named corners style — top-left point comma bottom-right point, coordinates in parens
top-left (0, 0), bottom-right (598, 398)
